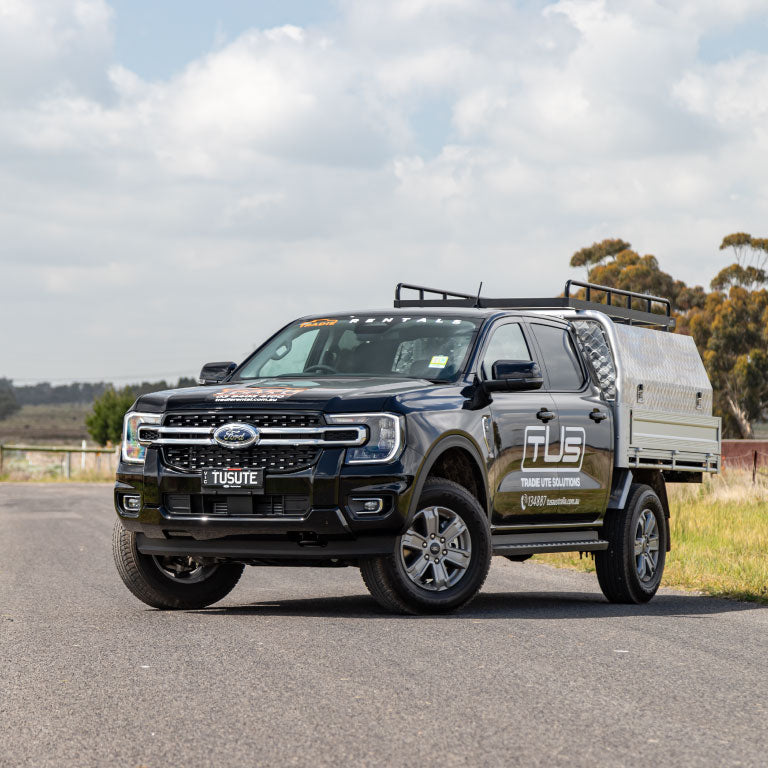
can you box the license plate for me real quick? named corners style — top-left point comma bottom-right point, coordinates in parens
top-left (202, 468), bottom-right (264, 491)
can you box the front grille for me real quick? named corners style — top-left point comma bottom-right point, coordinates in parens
top-left (164, 493), bottom-right (310, 517)
top-left (161, 412), bottom-right (323, 474)
top-left (164, 412), bottom-right (322, 429)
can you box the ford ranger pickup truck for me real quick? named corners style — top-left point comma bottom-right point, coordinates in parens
top-left (113, 281), bottom-right (721, 614)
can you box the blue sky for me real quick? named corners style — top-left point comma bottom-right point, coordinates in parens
top-left (2, 0), bottom-right (768, 382)
top-left (699, 16), bottom-right (768, 63)
top-left (110, 0), bottom-right (339, 79)
top-left (109, 1), bottom-right (768, 78)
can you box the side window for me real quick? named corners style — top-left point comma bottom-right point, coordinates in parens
top-left (530, 324), bottom-right (584, 391)
top-left (481, 323), bottom-right (531, 377)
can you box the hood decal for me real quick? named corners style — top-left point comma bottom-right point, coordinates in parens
top-left (213, 386), bottom-right (308, 403)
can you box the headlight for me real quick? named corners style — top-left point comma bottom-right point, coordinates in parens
top-left (325, 413), bottom-right (405, 464)
top-left (122, 412), bottom-right (162, 464)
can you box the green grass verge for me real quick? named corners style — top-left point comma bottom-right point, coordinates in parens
top-left (534, 471), bottom-right (768, 603)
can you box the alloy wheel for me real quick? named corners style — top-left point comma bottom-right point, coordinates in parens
top-left (151, 555), bottom-right (218, 583)
top-left (399, 505), bottom-right (472, 592)
top-left (634, 508), bottom-right (660, 582)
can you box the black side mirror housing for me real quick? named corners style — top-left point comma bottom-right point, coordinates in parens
top-left (484, 360), bottom-right (544, 392)
top-left (198, 361), bottom-right (237, 385)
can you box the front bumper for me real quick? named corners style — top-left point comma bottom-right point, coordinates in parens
top-left (114, 446), bottom-right (416, 560)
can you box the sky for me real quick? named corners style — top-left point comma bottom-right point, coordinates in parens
top-left (2, 0), bottom-right (768, 383)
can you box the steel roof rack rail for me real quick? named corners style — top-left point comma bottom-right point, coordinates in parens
top-left (394, 280), bottom-right (675, 330)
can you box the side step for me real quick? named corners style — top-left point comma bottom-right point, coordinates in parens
top-left (491, 531), bottom-right (608, 556)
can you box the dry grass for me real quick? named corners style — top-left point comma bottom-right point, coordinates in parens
top-left (0, 403), bottom-right (92, 443)
top-left (535, 470), bottom-right (768, 603)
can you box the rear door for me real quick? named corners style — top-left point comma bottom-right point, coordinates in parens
top-left (527, 321), bottom-right (613, 520)
top-left (480, 320), bottom-right (559, 526)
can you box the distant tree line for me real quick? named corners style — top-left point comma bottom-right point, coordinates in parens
top-left (7, 378), bottom-right (197, 407)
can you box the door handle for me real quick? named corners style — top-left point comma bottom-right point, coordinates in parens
top-left (589, 408), bottom-right (608, 423)
top-left (536, 408), bottom-right (556, 423)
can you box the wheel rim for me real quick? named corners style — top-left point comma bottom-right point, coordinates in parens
top-left (399, 505), bottom-right (472, 592)
top-left (634, 508), bottom-right (660, 583)
top-left (151, 555), bottom-right (217, 583)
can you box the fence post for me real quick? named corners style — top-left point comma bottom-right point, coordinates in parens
top-left (65, 452), bottom-right (71, 480)
top-left (81, 440), bottom-right (86, 471)
top-left (753, 450), bottom-right (757, 485)
top-left (0, 445), bottom-right (3, 474)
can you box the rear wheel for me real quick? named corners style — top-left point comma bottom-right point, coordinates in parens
top-left (112, 521), bottom-right (244, 609)
top-left (360, 478), bottom-right (492, 614)
top-left (595, 484), bottom-right (667, 604)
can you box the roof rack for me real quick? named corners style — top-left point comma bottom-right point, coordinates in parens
top-left (394, 280), bottom-right (675, 330)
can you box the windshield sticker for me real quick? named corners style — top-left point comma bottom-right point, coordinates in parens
top-left (300, 318), bottom-right (338, 328)
top-left (428, 355), bottom-right (449, 368)
top-left (345, 317), bottom-right (466, 325)
top-left (213, 387), bottom-right (308, 403)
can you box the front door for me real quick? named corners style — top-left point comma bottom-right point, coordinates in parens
top-left (480, 321), bottom-right (559, 526)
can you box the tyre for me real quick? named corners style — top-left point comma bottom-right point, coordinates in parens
top-left (595, 483), bottom-right (667, 604)
top-left (112, 521), bottom-right (244, 609)
top-left (360, 478), bottom-right (492, 614)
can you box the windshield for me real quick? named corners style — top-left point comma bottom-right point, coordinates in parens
top-left (236, 315), bottom-right (481, 381)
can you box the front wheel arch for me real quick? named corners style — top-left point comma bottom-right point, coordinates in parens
top-left (407, 435), bottom-right (489, 528)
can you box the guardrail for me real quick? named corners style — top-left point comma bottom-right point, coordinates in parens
top-left (0, 443), bottom-right (119, 479)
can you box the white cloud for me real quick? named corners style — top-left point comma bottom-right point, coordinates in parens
top-left (2, 0), bottom-right (768, 380)
top-left (0, 0), bottom-right (113, 104)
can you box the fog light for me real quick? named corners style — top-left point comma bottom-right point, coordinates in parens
top-left (350, 497), bottom-right (385, 515)
top-left (123, 495), bottom-right (141, 513)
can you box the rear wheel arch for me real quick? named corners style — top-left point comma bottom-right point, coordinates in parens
top-left (631, 468), bottom-right (670, 551)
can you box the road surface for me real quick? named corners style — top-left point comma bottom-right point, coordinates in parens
top-left (1, 483), bottom-right (766, 767)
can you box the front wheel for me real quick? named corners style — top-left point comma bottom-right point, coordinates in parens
top-left (360, 478), bottom-right (492, 614)
top-left (112, 521), bottom-right (244, 609)
top-left (595, 484), bottom-right (667, 604)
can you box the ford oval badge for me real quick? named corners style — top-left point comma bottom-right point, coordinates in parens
top-left (212, 422), bottom-right (259, 449)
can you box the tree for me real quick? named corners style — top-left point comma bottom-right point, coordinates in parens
top-left (712, 233), bottom-right (768, 291)
top-left (85, 386), bottom-right (137, 446)
top-left (570, 238), bottom-right (630, 274)
top-left (682, 288), bottom-right (768, 438)
top-left (568, 238), bottom-right (704, 312)
top-left (0, 378), bottom-right (20, 421)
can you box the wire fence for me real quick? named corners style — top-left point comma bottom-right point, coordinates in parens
top-left (0, 443), bottom-right (119, 479)
top-left (721, 440), bottom-right (768, 483)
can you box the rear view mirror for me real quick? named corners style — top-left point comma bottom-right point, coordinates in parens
top-left (484, 360), bottom-right (543, 392)
top-left (198, 361), bottom-right (237, 384)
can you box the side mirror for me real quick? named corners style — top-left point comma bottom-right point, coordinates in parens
top-left (198, 361), bottom-right (237, 385)
top-left (484, 360), bottom-right (543, 392)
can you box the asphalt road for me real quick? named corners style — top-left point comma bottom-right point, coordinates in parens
top-left (1, 483), bottom-right (767, 768)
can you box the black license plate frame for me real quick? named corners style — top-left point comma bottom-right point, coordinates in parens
top-left (201, 468), bottom-right (265, 494)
